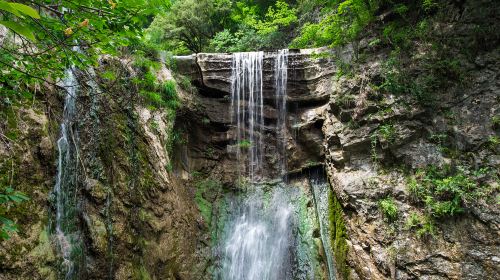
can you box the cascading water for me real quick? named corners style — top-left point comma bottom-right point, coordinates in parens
top-left (53, 66), bottom-right (82, 279)
top-left (222, 186), bottom-right (294, 279)
top-left (311, 172), bottom-right (336, 280)
top-left (275, 49), bottom-right (289, 179)
top-left (218, 50), bottom-right (336, 280)
top-left (231, 52), bottom-right (264, 181)
top-left (220, 51), bottom-right (299, 280)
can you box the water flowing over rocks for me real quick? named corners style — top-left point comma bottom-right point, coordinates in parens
top-left (0, 1), bottom-right (498, 278)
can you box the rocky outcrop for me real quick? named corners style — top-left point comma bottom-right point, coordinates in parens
top-left (174, 49), bottom-right (333, 181)
top-left (320, 1), bottom-right (500, 278)
top-left (0, 58), bottom-right (209, 279)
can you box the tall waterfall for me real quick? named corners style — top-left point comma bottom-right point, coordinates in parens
top-left (275, 49), bottom-right (289, 179)
top-left (221, 51), bottom-right (297, 280)
top-left (53, 67), bottom-right (82, 279)
top-left (231, 52), bottom-right (264, 181)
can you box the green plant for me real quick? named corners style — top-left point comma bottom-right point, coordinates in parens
top-left (408, 165), bottom-right (494, 219)
top-left (488, 136), bottom-right (500, 149)
top-left (378, 123), bottom-right (397, 143)
top-left (405, 212), bottom-right (435, 238)
top-left (238, 139), bottom-right (252, 149)
top-left (491, 116), bottom-right (500, 128)
top-left (202, 117), bottom-right (211, 125)
top-left (378, 197), bottom-right (398, 222)
top-left (0, 186), bottom-right (29, 240)
top-left (205, 147), bottom-right (215, 158)
top-left (0, 1), bottom-right (40, 41)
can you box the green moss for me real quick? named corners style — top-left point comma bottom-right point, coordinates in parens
top-left (328, 192), bottom-right (350, 280)
top-left (194, 179), bottom-right (222, 225)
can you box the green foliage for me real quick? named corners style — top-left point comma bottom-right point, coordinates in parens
top-left (211, 0), bottom-right (297, 52)
top-left (378, 123), bottom-right (396, 144)
top-left (0, 1), bottom-right (40, 41)
top-left (291, 0), bottom-right (378, 51)
top-left (146, 0), bottom-right (232, 53)
top-left (492, 116), bottom-right (500, 128)
top-left (408, 165), bottom-right (495, 219)
top-left (488, 136), bottom-right (500, 149)
top-left (378, 197), bottom-right (398, 222)
top-left (238, 139), bottom-right (252, 149)
top-left (405, 212), bottom-right (436, 238)
top-left (1, 0), bottom-right (169, 103)
top-left (134, 60), bottom-right (179, 112)
top-left (0, 185), bottom-right (29, 240)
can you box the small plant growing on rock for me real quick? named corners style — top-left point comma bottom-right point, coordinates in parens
top-left (379, 197), bottom-right (398, 222)
top-left (378, 123), bottom-right (397, 144)
top-left (405, 212), bottom-right (436, 238)
top-left (491, 116), bottom-right (500, 129)
top-left (238, 139), bottom-right (252, 149)
top-left (408, 165), bottom-right (495, 219)
top-left (488, 136), bottom-right (500, 150)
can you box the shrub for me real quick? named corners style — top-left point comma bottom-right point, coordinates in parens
top-left (378, 197), bottom-right (398, 222)
top-left (238, 139), bottom-right (252, 149)
top-left (408, 165), bottom-right (494, 219)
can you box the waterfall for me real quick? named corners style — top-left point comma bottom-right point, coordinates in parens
top-left (275, 49), bottom-right (289, 179)
top-left (222, 186), bottom-right (294, 279)
top-left (221, 50), bottom-right (297, 280)
top-left (53, 66), bottom-right (82, 279)
top-left (231, 52), bottom-right (264, 182)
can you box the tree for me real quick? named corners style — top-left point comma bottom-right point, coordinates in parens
top-left (148, 0), bottom-right (232, 53)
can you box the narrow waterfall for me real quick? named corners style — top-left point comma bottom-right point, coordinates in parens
top-left (221, 51), bottom-right (298, 280)
top-left (275, 49), bottom-right (289, 179)
top-left (53, 67), bottom-right (82, 279)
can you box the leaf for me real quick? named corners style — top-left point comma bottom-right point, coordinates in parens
top-left (0, 20), bottom-right (36, 41)
top-left (9, 3), bottom-right (40, 19)
top-left (0, 1), bottom-right (21, 17)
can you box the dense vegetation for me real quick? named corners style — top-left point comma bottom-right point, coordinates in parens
top-left (144, 0), bottom-right (445, 54)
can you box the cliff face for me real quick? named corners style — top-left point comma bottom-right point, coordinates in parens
top-left (0, 58), bottom-right (208, 279)
top-left (1, 0), bottom-right (499, 279)
top-left (173, 0), bottom-right (500, 277)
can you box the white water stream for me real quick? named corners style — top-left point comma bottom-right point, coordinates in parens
top-left (54, 66), bottom-right (80, 279)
